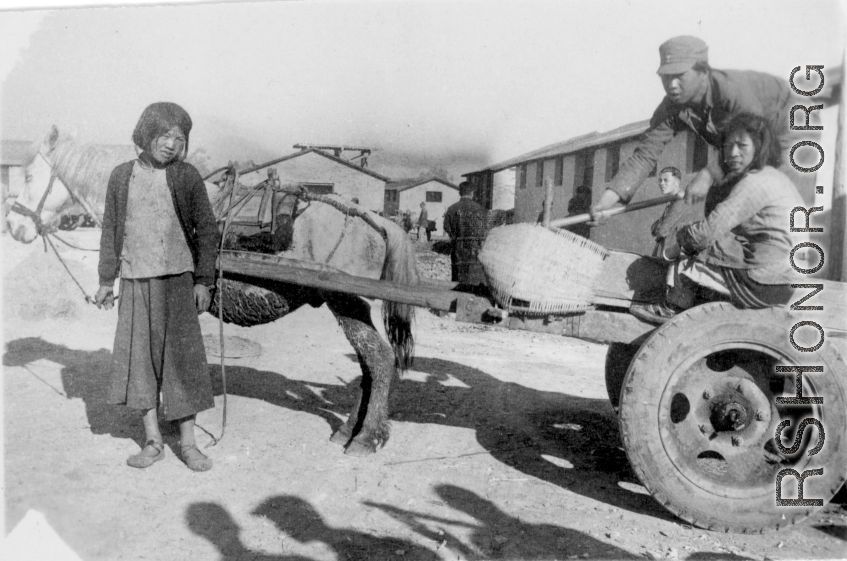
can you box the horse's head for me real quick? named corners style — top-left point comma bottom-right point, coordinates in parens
top-left (6, 125), bottom-right (75, 243)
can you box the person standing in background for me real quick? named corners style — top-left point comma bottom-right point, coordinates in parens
top-left (443, 181), bottom-right (487, 285)
top-left (417, 201), bottom-right (429, 241)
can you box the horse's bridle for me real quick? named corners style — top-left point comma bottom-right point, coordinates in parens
top-left (9, 151), bottom-right (103, 236)
top-left (8, 151), bottom-right (101, 305)
top-left (9, 152), bottom-right (60, 237)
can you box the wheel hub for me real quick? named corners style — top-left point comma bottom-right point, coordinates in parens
top-left (696, 376), bottom-right (772, 449)
top-left (711, 398), bottom-right (749, 432)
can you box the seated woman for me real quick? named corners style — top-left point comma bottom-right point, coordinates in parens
top-left (631, 112), bottom-right (802, 324)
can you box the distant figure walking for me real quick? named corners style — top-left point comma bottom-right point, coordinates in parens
top-left (443, 181), bottom-right (487, 285)
top-left (417, 202), bottom-right (429, 241)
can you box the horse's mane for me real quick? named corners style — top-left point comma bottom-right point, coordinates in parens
top-left (48, 132), bottom-right (138, 210)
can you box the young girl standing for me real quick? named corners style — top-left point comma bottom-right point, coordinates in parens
top-left (95, 102), bottom-right (219, 471)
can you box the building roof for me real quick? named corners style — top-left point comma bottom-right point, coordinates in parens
top-left (232, 147), bottom-right (392, 182)
top-left (386, 176), bottom-right (458, 193)
top-left (1, 140), bottom-right (34, 166)
top-left (465, 119), bottom-right (651, 176)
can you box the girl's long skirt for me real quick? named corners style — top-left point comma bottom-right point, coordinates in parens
top-left (106, 272), bottom-right (214, 421)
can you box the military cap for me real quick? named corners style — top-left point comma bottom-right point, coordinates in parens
top-left (657, 36), bottom-right (708, 75)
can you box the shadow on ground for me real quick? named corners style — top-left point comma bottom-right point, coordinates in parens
top-left (187, 496), bottom-right (439, 560)
top-left (3, 337), bottom-right (143, 442)
top-left (366, 483), bottom-right (638, 559)
top-left (3, 336), bottom-right (673, 524)
top-left (186, 487), bottom-right (641, 560)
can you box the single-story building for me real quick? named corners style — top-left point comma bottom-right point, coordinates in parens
top-left (236, 148), bottom-right (392, 215)
top-left (384, 177), bottom-right (460, 235)
top-left (2, 140), bottom-right (32, 198)
top-left (464, 121), bottom-right (714, 254)
top-left (2, 140), bottom-right (33, 232)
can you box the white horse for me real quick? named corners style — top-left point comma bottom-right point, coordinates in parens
top-left (7, 124), bottom-right (419, 457)
top-left (6, 125), bottom-right (219, 243)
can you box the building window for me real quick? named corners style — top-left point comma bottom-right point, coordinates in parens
top-left (384, 190), bottom-right (398, 203)
top-left (426, 191), bottom-right (442, 203)
top-left (535, 161), bottom-right (544, 188)
top-left (518, 164), bottom-right (527, 189)
top-left (301, 183), bottom-right (333, 195)
top-left (604, 144), bottom-right (620, 183)
top-left (575, 151), bottom-right (595, 188)
top-left (691, 135), bottom-right (709, 172)
top-left (554, 157), bottom-right (564, 185)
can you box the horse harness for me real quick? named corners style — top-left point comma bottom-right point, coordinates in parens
top-left (9, 152), bottom-right (100, 303)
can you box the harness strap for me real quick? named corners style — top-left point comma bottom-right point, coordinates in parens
top-left (42, 233), bottom-right (95, 304)
top-left (8, 170), bottom-right (57, 236)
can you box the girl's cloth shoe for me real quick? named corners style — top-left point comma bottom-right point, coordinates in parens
top-left (181, 444), bottom-right (213, 472)
top-left (127, 440), bottom-right (165, 468)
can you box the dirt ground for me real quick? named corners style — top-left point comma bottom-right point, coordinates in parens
top-left (3, 229), bottom-right (846, 561)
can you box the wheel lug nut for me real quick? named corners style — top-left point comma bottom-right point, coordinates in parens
top-left (731, 436), bottom-right (742, 447)
top-left (703, 391), bottom-right (711, 400)
top-left (755, 411), bottom-right (765, 421)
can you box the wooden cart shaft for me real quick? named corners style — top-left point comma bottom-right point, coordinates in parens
top-left (218, 249), bottom-right (847, 346)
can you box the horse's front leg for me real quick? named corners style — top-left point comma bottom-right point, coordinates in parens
top-left (325, 293), bottom-right (396, 457)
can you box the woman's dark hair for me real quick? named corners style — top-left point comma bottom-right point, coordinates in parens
top-left (718, 112), bottom-right (781, 175)
top-left (131, 102), bottom-right (193, 160)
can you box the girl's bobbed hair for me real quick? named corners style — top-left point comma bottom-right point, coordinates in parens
top-left (718, 112), bottom-right (781, 175)
top-left (131, 102), bottom-right (193, 160)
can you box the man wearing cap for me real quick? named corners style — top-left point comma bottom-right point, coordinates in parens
top-left (444, 181), bottom-right (488, 285)
top-left (591, 35), bottom-right (806, 217)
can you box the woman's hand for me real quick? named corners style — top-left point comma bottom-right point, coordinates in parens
top-left (194, 284), bottom-right (211, 314)
top-left (94, 286), bottom-right (114, 310)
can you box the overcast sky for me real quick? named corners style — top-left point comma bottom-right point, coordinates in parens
top-left (0, 0), bottom-right (844, 180)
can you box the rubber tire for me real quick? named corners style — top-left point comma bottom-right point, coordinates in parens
top-left (605, 342), bottom-right (640, 411)
top-left (619, 301), bottom-right (847, 533)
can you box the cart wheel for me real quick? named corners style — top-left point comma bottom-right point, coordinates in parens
top-left (605, 342), bottom-right (639, 411)
top-left (619, 302), bottom-right (847, 533)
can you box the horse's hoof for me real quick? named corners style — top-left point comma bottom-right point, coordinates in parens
top-left (343, 439), bottom-right (377, 457)
top-left (329, 429), bottom-right (352, 446)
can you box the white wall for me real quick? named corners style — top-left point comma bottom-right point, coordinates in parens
top-left (492, 168), bottom-right (516, 210)
top-left (239, 151), bottom-right (387, 213)
top-left (398, 180), bottom-right (460, 235)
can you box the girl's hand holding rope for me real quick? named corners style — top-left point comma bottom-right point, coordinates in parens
top-left (194, 284), bottom-right (211, 314)
top-left (94, 286), bottom-right (115, 310)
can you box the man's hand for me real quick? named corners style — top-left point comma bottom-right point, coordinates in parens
top-left (94, 286), bottom-right (114, 310)
top-left (684, 168), bottom-right (714, 204)
top-left (194, 284), bottom-right (211, 314)
top-left (589, 189), bottom-right (622, 226)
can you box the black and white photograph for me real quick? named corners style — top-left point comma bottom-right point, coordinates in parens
top-left (1, 1), bottom-right (846, 559)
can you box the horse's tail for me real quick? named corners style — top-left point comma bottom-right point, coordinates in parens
top-left (379, 221), bottom-right (418, 372)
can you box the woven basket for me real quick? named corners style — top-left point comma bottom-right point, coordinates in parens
top-left (478, 224), bottom-right (608, 315)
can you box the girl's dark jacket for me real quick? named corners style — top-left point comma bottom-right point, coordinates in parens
top-left (98, 159), bottom-right (220, 287)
